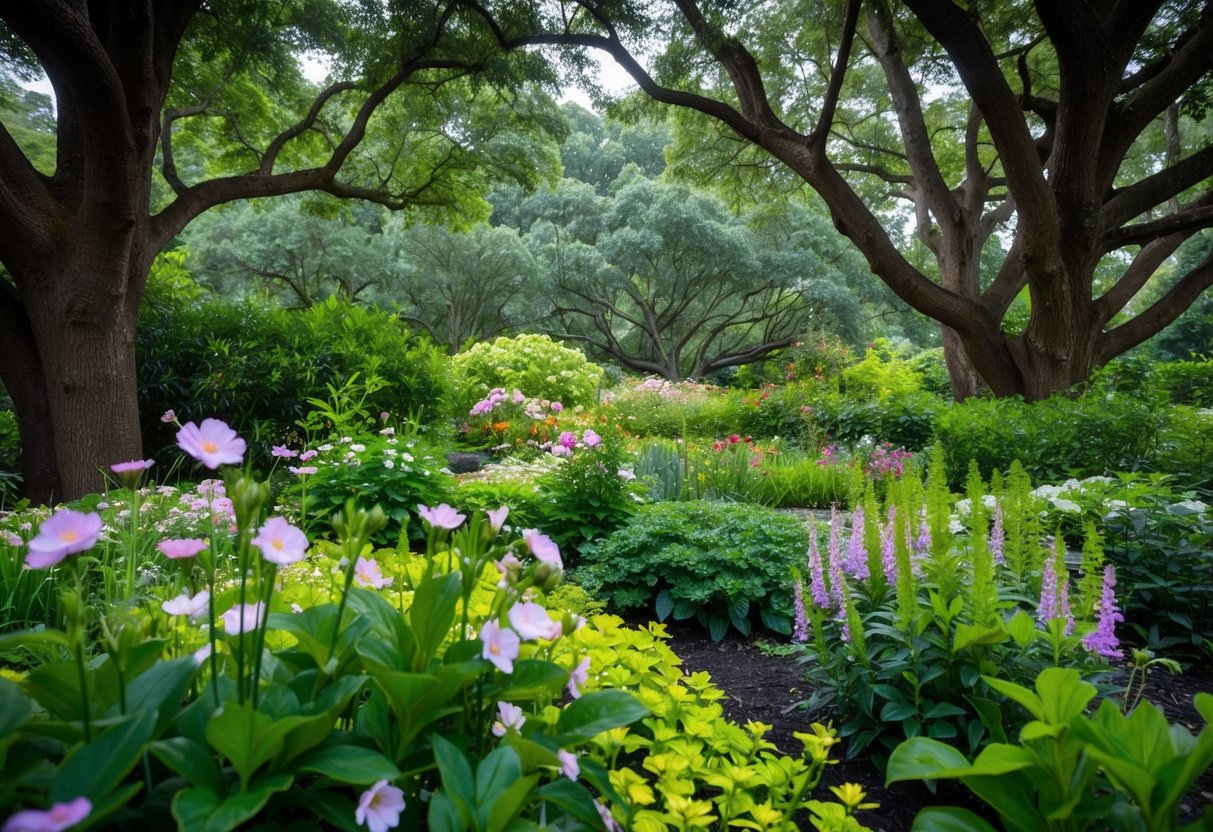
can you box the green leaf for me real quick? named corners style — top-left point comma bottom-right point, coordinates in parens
top-left (885, 737), bottom-right (971, 784)
top-left (206, 700), bottom-right (311, 790)
top-left (982, 676), bottom-right (1044, 721)
top-left (409, 574), bottom-right (462, 670)
top-left (431, 735), bottom-right (475, 819)
top-left (51, 707), bottom-right (157, 804)
top-left (654, 590), bottom-right (674, 621)
top-left (25, 660), bottom-right (84, 721)
top-left (882, 701), bottom-right (918, 722)
top-left (535, 778), bottom-right (604, 829)
top-left (497, 660), bottom-right (567, 700)
top-left (150, 737), bottom-right (224, 794)
top-left (109, 656), bottom-right (197, 738)
top-left (171, 774), bottom-right (293, 832)
top-left (476, 746), bottom-right (523, 805)
top-left (707, 614), bottom-right (729, 642)
top-left (911, 806), bottom-right (1001, 832)
top-left (953, 622), bottom-right (1007, 651)
top-left (0, 677), bottom-right (32, 741)
top-left (293, 744), bottom-right (401, 785)
top-left (556, 691), bottom-right (649, 742)
top-left (427, 790), bottom-right (465, 832)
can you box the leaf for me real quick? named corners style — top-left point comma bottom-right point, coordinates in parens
top-left (0, 677), bottom-right (32, 741)
top-left (431, 735), bottom-right (475, 818)
top-left (51, 707), bottom-right (157, 804)
top-left (150, 737), bottom-right (224, 794)
top-left (707, 614), bottom-right (729, 642)
top-left (475, 746), bottom-right (523, 805)
top-left (171, 774), bottom-right (293, 832)
top-left (885, 737), bottom-right (971, 784)
top-left (882, 701), bottom-right (918, 722)
top-left (408, 574), bottom-right (462, 670)
top-left (206, 700), bottom-right (311, 790)
top-left (654, 590), bottom-right (674, 621)
top-left (556, 691), bottom-right (649, 742)
top-left (293, 744), bottom-right (401, 786)
top-left (910, 806), bottom-right (1001, 832)
top-left (953, 622), bottom-right (1007, 651)
top-left (110, 656), bottom-right (197, 738)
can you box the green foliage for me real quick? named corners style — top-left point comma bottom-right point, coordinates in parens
top-left (531, 428), bottom-right (640, 563)
top-left (841, 341), bottom-right (924, 399)
top-left (137, 274), bottom-right (450, 469)
top-left (575, 502), bottom-right (811, 641)
top-left (887, 667), bottom-right (1213, 832)
top-left (0, 407), bottom-right (19, 504)
top-left (907, 348), bottom-right (952, 398)
top-left (451, 334), bottom-right (604, 415)
top-left (934, 393), bottom-right (1165, 489)
top-left (285, 431), bottom-right (453, 544)
top-left (807, 390), bottom-right (942, 450)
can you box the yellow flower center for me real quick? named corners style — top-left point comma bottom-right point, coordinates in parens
top-left (271, 538), bottom-right (284, 550)
top-left (201, 440), bottom-right (219, 453)
top-left (490, 643), bottom-right (500, 655)
top-left (59, 530), bottom-right (79, 543)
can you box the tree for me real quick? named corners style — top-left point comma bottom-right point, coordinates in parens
top-left (473, 0), bottom-right (1213, 400)
top-left (527, 174), bottom-right (864, 378)
top-left (184, 197), bottom-right (391, 307)
top-left (0, 1), bottom-right (558, 501)
top-left (387, 221), bottom-right (539, 352)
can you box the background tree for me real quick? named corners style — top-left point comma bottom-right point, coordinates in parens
top-left (527, 173), bottom-right (865, 378)
top-left (477, 0), bottom-right (1213, 401)
top-left (387, 221), bottom-right (540, 352)
top-left (0, 1), bottom-right (559, 501)
top-left (184, 196), bottom-right (392, 306)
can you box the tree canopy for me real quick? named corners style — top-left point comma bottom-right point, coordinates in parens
top-left (473, 0), bottom-right (1213, 400)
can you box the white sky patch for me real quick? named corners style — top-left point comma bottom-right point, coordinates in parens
top-left (557, 50), bottom-right (637, 112)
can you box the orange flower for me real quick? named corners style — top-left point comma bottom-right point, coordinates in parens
top-left (492, 421), bottom-right (511, 433)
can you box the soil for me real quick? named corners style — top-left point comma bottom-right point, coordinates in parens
top-left (661, 620), bottom-right (1213, 832)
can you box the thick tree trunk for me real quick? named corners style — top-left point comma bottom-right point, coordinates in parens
top-left (941, 325), bottom-right (985, 401)
top-left (21, 252), bottom-right (145, 500)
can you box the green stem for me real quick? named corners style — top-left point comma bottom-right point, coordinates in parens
top-left (251, 566), bottom-right (277, 710)
top-left (74, 637), bottom-right (92, 742)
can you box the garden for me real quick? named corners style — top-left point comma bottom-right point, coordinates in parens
top-left (2, 317), bottom-right (1211, 831)
top-left (3, 3), bottom-right (1213, 832)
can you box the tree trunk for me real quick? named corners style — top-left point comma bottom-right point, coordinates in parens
top-left (0, 320), bottom-right (61, 504)
top-left (941, 325), bottom-right (985, 401)
top-left (21, 252), bottom-right (145, 501)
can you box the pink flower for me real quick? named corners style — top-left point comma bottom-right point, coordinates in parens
top-left (271, 445), bottom-right (297, 459)
top-left (160, 409), bottom-right (176, 424)
top-left (558, 431), bottom-right (577, 449)
top-left (550, 401), bottom-right (563, 413)
top-left (158, 538), bottom-right (208, 560)
top-left (508, 602), bottom-right (562, 641)
top-left (252, 517), bottom-right (308, 565)
top-left (177, 419), bottom-right (246, 469)
top-left (162, 589), bottom-right (210, 620)
top-left (355, 779), bottom-right (405, 832)
top-left (288, 465), bottom-right (318, 476)
top-left (596, 801), bottom-right (623, 832)
top-left (487, 506), bottom-right (509, 533)
top-left (25, 509), bottom-right (102, 569)
top-left (1082, 565), bottom-right (1124, 659)
top-left (418, 503), bottom-right (465, 530)
top-left (354, 557), bottom-right (393, 589)
top-left (582, 429), bottom-right (601, 448)
top-left (492, 701), bottom-right (526, 737)
top-left (550, 444), bottom-right (571, 457)
top-left (192, 643), bottom-right (213, 666)
top-left (220, 602), bottom-right (265, 635)
top-left (110, 459), bottom-right (154, 475)
top-left (513, 390), bottom-right (526, 403)
top-left (480, 619), bottom-right (520, 674)
top-left (567, 656), bottom-right (590, 699)
top-left (2, 796), bottom-right (91, 832)
top-left (557, 749), bottom-right (580, 780)
top-left (521, 529), bottom-right (562, 569)
top-left (299, 449), bottom-right (318, 462)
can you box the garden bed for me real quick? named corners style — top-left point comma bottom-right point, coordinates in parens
top-left (663, 619), bottom-right (1213, 831)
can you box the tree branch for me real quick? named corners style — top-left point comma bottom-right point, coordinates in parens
top-left (1094, 231), bottom-right (1192, 326)
top-left (1103, 144), bottom-right (1213, 230)
top-left (1102, 194), bottom-right (1213, 251)
top-left (1095, 250), bottom-right (1213, 363)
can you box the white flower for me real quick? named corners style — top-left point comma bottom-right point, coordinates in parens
top-left (491, 701), bottom-right (526, 737)
top-left (350, 443), bottom-right (366, 453)
top-left (557, 749), bottom-right (580, 780)
top-left (383, 459), bottom-right (395, 470)
top-left (162, 589), bottom-right (210, 620)
top-left (508, 602), bottom-right (562, 641)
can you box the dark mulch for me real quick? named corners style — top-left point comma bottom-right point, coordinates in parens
top-left (661, 620), bottom-right (1213, 832)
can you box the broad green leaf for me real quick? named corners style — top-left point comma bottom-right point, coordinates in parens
top-left (476, 745), bottom-right (523, 805)
top-left (535, 778), bottom-right (605, 829)
top-left (483, 774), bottom-right (540, 832)
top-left (556, 691), bottom-right (649, 742)
top-left (110, 656), bottom-right (197, 738)
top-left (171, 774), bottom-right (293, 832)
top-left (206, 700), bottom-right (311, 790)
top-left (150, 737), bottom-right (224, 793)
top-left (0, 677), bottom-right (32, 741)
top-left (431, 735), bottom-right (476, 817)
top-left (885, 737), bottom-right (971, 784)
top-left (953, 622), bottom-right (1007, 651)
top-left (911, 806), bottom-right (1001, 832)
top-left (982, 676), bottom-right (1044, 721)
top-left (293, 744), bottom-right (401, 785)
top-left (654, 590), bottom-right (673, 621)
top-left (25, 660), bottom-right (84, 721)
top-left (51, 707), bottom-right (157, 804)
top-left (409, 574), bottom-right (462, 670)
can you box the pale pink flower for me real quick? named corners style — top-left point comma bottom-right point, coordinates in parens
top-left (492, 701), bottom-right (526, 737)
top-left (299, 449), bottom-right (318, 462)
top-left (252, 517), bottom-right (308, 565)
top-left (288, 465), bottom-right (318, 476)
top-left (158, 538), bottom-right (208, 560)
top-left (162, 589), bottom-right (210, 620)
top-left (617, 468), bottom-right (636, 481)
top-left (271, 445), bottom-right (297, 459)
top-left (5, 533), bottom-right (22, 548)
top-left (192, 643), bottom-right (213, 666)
top-left (418, 503), bottom-right (465, 530)
top-left (355, 779), bottom-right (405, 832)
top-left (558, 431), bottom-right (577, 449)
top-left (521, 529), bottom-right (562, 569)
top-left (177, 419), bottom-right (246, 469)
top-left (596, 801), bottom-right (623, 832)
top-left (487, 506), bottom-right (509, 533)
top-left (26, 509), bottom-right (102, 569)
top-left (582, 429), bottom-right (601, 448)
top-left (508, 602), bottom-right (562, 641)
top-left (220, 602), bottom-right (265, 635)
top-left (551, 444), bottom-right (572, 457)
top-left (557, 749), bottom-right (580, 780)
top-left (567, 657), bottom-right (590, 699)
top-left (160, 409), bottom-right (177, 424)
top-left (110, 459), bottom-right (154, 475)
top-left (2, 796), bottom-right (91, 832)
top-left (480, 619), bottom-right (520, 674)
top-left (551, 401), bottom-right (563, 413)
top-left (354, 557), bottom-right (393, 589)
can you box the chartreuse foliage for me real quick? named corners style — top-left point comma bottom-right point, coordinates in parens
top-left (451, 334), bottom-right (605, 415)
top-left (552, 616), bottom-right (877, 832)
top-left (887, 668), bottom-right (1213, 832)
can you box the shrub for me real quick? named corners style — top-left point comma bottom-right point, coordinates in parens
top-left (574, 501), bottom-right (812, 640)
top-left (458, 387), bottom-right (568, 455)
top-left (808, 389), bottom-right (942, 451)
top-left (1154, 357), bottom-right (1213, 407)
top-left (907, 347), bottom-right (952, 397)
top-left (137, 270), bottom-right (449, 470)
top-left (841, 339), bottom-right (923, 398)
top-left (934, 392), bottom-right (1164, 488)
top-left (451, 334), bottom-right (603, 415)
top-left (0, 406), bottom-right (20, 505)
